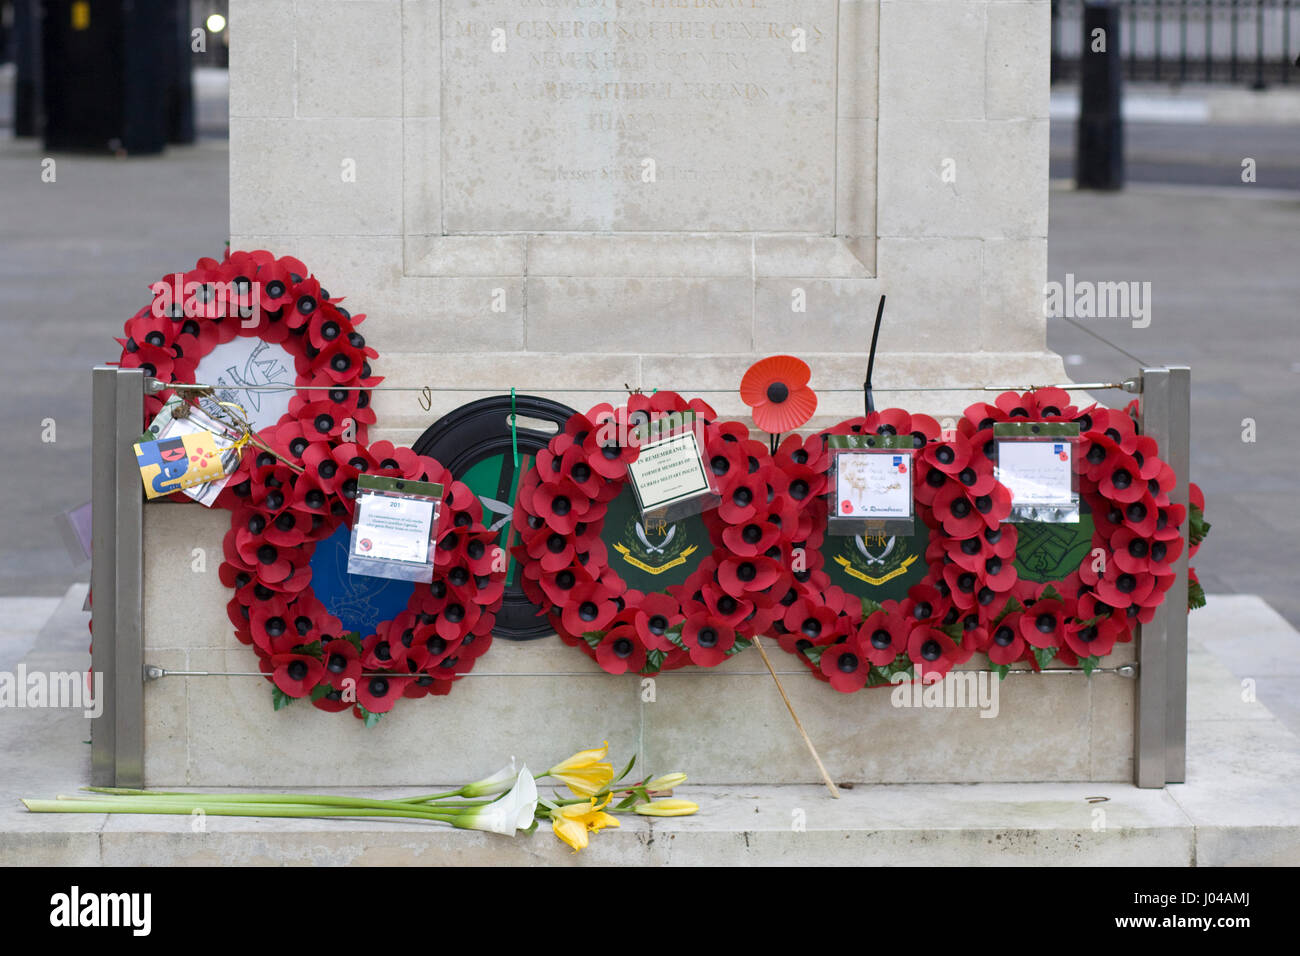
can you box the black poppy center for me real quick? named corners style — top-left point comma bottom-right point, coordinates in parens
top-left (765, 382), bottom-right (790, 404)
top-left (913, 601), bottom-right (933, 621)
top-left (648, 614), bottom-right (668, 635)
top-left (1151, 541), bottom-right (1167, 562)
top-left (921, 640), bottom-right (942, 661)
top-left (961, 538), bottom-right (980, 555)
top-left (736, 562), bottom-right (757, 583)
top-left (733, 486), bottom-right (753, 507)
top-left (1035, 613), bottom-right (1057, 633)
top-left (613, 638), bottom-right (634, 659)
top-left (837, 653), bottom-right (860, 674)
top-left (801, 618), bottom-right (822, 638)
top-left (697, 628), bottom-right (719, 648)
top-left (551, 496), bottom-right (572, 516)
top-left (926, 468), bottom-right (947, 488)
top-left (578, 601), bottom-right (599, 622)
top-left (870, 629), bottom-right (892, 650)
top-left (1128, 539), bottom-right (1149, 558)
top-left (327, 654), bottom-right (348, 674)
top-left (790, 479), bottom-right (809, 500)
top-left (994, 626), bottom-right (1015, 647)
top-left (950, 498), bottom-right (971, 518)
top-left (1116, 573), bottom-right (1137, 594)
top-left (1112, 468), bottom-right (1132, 489)
top-left (287, 660), bottom-right (308, 681)
top-left (935, 445), bottom-right (955, 465)
top-left (368, 678), bottom-right (389, 697)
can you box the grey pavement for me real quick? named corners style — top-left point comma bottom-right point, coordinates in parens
top-left (1046, 186), bottom-right (1300, 630)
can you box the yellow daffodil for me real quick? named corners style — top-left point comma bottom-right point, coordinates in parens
top-left (633, 799), bottom-right (699, 817)
top-left (545, 741), bottom-right (614, 797)
top-left (644, 772), bottom-right (687, 793)
top-left (550, 795), bottom-right (620, 851)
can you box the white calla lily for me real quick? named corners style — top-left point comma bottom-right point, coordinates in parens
top-left (460, 758), bottom-right (519, 797)
top-left (455, 768), bottom-right (538, 836)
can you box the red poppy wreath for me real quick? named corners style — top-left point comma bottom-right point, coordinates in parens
top-left (114, 249), bottom-right (380, 492)
top-left (217, 422), bottom-right (506, 723)
top-left (510, 391), bottom-right (819, 675)
top-left (770, 388), bottom-right (1194, 693)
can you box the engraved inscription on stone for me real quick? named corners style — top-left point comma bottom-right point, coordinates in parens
top-left (440, 0), bottom-right (839, 234)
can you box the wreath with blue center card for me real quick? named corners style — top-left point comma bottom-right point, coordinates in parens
top-left (217, 423), bottom-right (507, 723)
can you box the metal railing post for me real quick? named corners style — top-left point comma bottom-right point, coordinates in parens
top-left (1134, 366), bottom-right (1192, 787)
top-left (90, 366), bottom-right (146, 787)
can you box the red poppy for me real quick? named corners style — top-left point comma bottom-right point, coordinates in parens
top-left (560, 580), bottom-right (620, 637)
top-left (907, 626), bottom-right (960, 681)
top-left (933, 482), bottom-right (984, 537)
top-left (595, 625), bottom-right (648, 674)
top-left (739, 355), bottom-right (818, 434)
top-left (531, 479), bottom-right (592, 535)
top-left (1063, 616), bottom-right (1124, 658)
top-left (681, 613), bottom-right (737, 667)
top-left (922, 433), bottom-right (972, 475)
top-left (356, 674), bottom-right (411, 714)
top-left (1018, 596), bottom-right (1069, 649)
top-left (721, 517), bottom-right (783, 557)
top-left (716, 471), bottom-right (767, 524)
top-left (697, 581), bottom-right (755, 629)
top-left (858, 608), bottom-right (911, 667)
top-left (717, 555), bottom-right (782, 596)
top-left (820, 642), bottom-right (871, 693)
top-left (986, 612), bottom-right (1027, 666)
top-left (270, 653), bottom-right (324, 697)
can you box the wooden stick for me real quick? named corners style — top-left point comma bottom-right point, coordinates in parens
top-left (750, 634), bottom-right (840, 799)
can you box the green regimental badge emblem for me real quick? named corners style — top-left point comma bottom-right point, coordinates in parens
top-left (824, 524), bottom-right (931, 603)
top-left (832, 531), bottom-right (919, 587)
top-left (601, 485), bottom-right (705, 591)
top-left (1013, 500), bottom-right (1096, 582)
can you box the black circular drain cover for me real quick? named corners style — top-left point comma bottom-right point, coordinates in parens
top-left (412, 395), bottom-right (577, 641)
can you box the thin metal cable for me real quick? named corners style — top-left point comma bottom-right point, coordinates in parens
top-left (146, 666), bottom-right (1134, 679)
top-left (161, 381), bottom-right (1135, 394)
top-left (1052, 314), bottom-right (1152, 367)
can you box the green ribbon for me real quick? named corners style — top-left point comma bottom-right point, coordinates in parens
top-left (510, 386), bottom-right (519, 468)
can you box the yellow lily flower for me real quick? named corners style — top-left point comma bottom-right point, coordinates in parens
top-left (633, 799), bottom-right (699, 817)
top-left (546, 741), bottom-right (614, 797)
top-left (550, 794), bottom-right (620, 852)
top-left (644, 772), bottom-right (687, 793)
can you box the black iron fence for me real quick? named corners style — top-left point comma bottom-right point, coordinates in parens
top-left (1052, 0), bottom-right (1299, 86)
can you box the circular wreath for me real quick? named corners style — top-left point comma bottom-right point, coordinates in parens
top-left (114, 249), bottom-right (380, 478)
top-left (771, 388), bottom-right (1189, 693)
top-left (217, 422), bottom-right (506, 722)
top-left (510, 391), bottom-right (817, 675)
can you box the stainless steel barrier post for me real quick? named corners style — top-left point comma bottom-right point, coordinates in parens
top-left (90, 366), bottom-right (146, 787)
top-left (1135, 365), bottom-right (1192, 787)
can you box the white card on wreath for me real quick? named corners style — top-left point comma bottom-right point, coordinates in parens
top-left (996, 440), bottom-right (1074, 505)
top-left (835, 451), bottom-right (912, 519)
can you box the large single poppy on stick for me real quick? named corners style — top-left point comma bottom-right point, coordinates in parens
top-left (740, 355), bottom-right (818, 436)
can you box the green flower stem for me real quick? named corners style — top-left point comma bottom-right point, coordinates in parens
top-left (25, 800), bottom-right (463, 824)
top-left (77, 788), bottom-right (485, 814)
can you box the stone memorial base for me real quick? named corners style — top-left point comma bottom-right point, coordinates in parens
top-left (4, 585), bottom-right (1297, 866)
top-left (143, 505), bottom-right (1133, 789)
